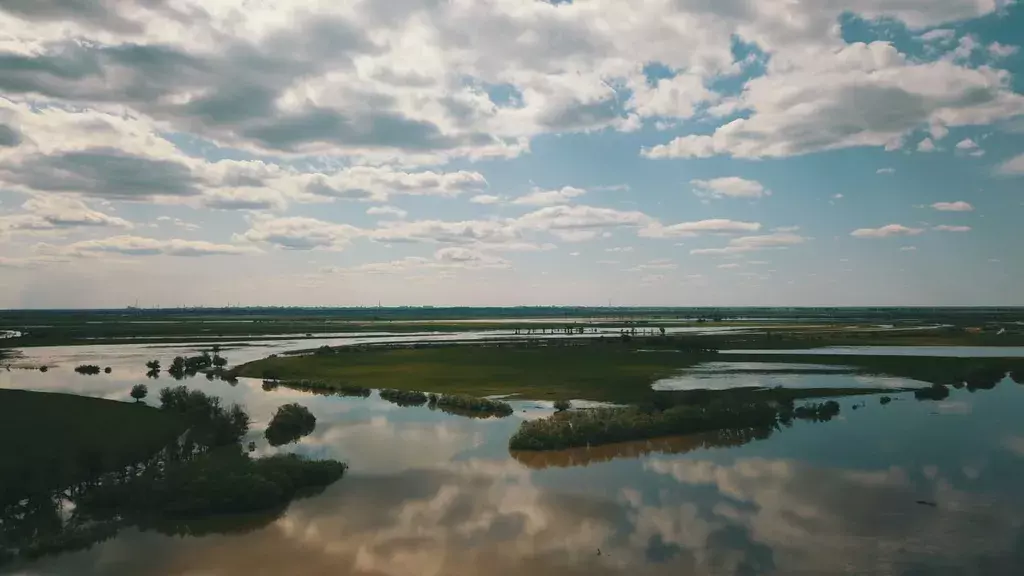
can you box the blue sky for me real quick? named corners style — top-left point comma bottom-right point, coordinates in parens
top-left (0, 0), bottom-right (1022, 308)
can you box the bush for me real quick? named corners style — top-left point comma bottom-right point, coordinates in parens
top-left (265, 404), bottom-right (317, 447)
top-left (553, 399), bottom-right (571, 412)
top-left (435, 394), bottom-right (512, 417)
top-left (509, 400), bottom-right (783, 451)
top-left (158, 386), bottom-right (249, 448)
top-left (378, 389), bottom-right (428, 406)
top-left (74, 365), bottom-right (101, 375)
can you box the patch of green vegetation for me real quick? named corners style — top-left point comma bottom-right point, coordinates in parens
top-left (264, 403), bottom-right (317, 447)
top-left (1, 387), bottom-right (346, 566)
top-left (720, 353), bottom-right (1024, 388)
top-left (509, 396), bottom-right (842, 451)
top-left (379, 388), bottom-right (428, 406)
top-left (430, 393), bottom-right (513, 417)
top-left (266, 379), bottom-right (372, 398)
top-left (512, 427), bottom-right (774, 469)
top-left (236, 344), bottom-right (712, 403)
top-left (0, 390), bottom-right (186, 506)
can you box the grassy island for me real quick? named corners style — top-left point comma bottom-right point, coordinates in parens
top-left (235, 343), bottom-right (715, 403)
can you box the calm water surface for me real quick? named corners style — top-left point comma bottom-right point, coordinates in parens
top-left (3, 346), bottom-right (1024, 575)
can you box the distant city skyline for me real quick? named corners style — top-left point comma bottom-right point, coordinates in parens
top-left (1, 1), bottom-right (1022, 308)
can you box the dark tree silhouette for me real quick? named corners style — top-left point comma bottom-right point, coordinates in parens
top-left (265, 403), bottom-right (317, 447)
top-left (130, 384), bottom-right (148, 403)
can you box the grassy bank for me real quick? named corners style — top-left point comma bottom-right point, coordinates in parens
top-left (236, 344), bottom-right (712, 403)
top-left (721, 353), bottom-right (1024, 387)
top-left (0, 390), bottom-right (186, 505)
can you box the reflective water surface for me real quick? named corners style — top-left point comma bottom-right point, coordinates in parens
top-left (3, 345), bottom-right (1024, 575)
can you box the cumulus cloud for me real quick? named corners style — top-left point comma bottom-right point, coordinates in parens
top-left (931, 201), bottom-right (973, 212)
top-left (0, 196), bottom-right (132, 233)
top-left (511, 186), bottom-right (586, 207)
top-left (642, 42), bottom-right (1024, 160)
top-left (239, 217), bottom-right (361, 250)
top-left (469, 194), bottom-right (501, 205)
top-left (324, 247), bottom-right (510, 275)
top-left (366, 206), bottom-right (408, 219)
top-left (641, 219), bottom-right (761, 239)
top-left (516, 205), bottom-right (653, 233)
top-left (690, 232), bottom-right (806, 255)
top-left (691, 177), bottom-right (770, 200)
top-left (997, 153), bottom-right (1024, 176)
top-left (850, 224), bottom-right (924, 238)
top-left (61, 236), bottom-right (256, 257)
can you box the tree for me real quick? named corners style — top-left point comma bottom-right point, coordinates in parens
top-left (212, 355), bottom-right (228, 369)
top-left (146, 360), bottom-right (161, 371)
top-left (130, 384), bottom-right (148, 403)
top-left (265, 403), bottom-right (317, 447)
top-left (553, 399), bottom-right (571, 412)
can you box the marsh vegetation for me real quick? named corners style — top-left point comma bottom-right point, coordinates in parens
top-left (0, 387), bottom-right (346, 566)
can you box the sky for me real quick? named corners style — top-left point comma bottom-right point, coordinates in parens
top-left (0, 0), bottom-right (1022, 309)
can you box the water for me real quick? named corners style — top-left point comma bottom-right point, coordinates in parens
top-left (651, 362), bottom-right (919, 391)
top-left (722, 346), bottom-right (1024, 358)
top-left (4, 326), bottom-right (759, 369)
top-left (3, 346), bottom-right (1024, 574)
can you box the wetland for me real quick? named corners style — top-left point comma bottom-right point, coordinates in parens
top-left (3, 307), bottom-right (1024, 575)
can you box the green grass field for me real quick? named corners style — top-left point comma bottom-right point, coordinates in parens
top-left (237, 345), bottom-right (709, 403)
top-left (0, 390), bottom-right (186, 504)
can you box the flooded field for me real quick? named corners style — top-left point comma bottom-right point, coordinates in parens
top-left (3, 343), bottom-right (1024, 575)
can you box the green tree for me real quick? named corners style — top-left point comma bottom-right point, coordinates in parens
top-left (553, 399), bottom-right (571, 412)
top-left (212, 355), bottom-right (227, 369)
top-left (130, 384), bottom-right (148, 403)
top-left (145, 360), bottom-right (161, 371)
top-left (265, 403), bottom-right (317, 447)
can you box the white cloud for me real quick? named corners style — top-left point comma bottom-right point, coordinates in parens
top-left (516, 205), bottom-right (653, 233)
top-left (717, 263), bottom-right (741, 269)
top-left (900, 246), bottom-right (917, 251)
top-left (605, 247), bottom-right (634, 253)
top-left (691, 232), bottom-right (806, 255)
top-left (691, 177), bottom-right (770, 200)
top-left (239, 217), bottom-right (361, 250)
top-left (989, 42), bottom-right (1020, 59)
top-left (0, 196), bottom-right (132, 233)
top-left (641, 219), bottom-right (761, 239)
top-left (933, 225), bottom-right (971, 232)
top-left (469, 194), bottom-right (502, 205)
top-left (931, 201), bottom-right (973, 212)
top-left (996, 153), bottom-right (1024, 176)
top-left (954, 138), bottom-right (985, 157)
top-left (629, 258), bottom-right (678, 272)
top-left (917, 138), bottom-right (937, 153)
top-left (876, 168), bottom-right (896, 174)
top-left (61, 236), bottom-right (256, 257)
top-left (366, 206), bottom-right (408, 219)
top-left (324, 248), bottom-right (510, 275)
top-left (642, 42), bottom-right (1024, 160)
top-left (919, 29), bottom-right (956, 43)
top-left (511, 186), bottom-right (586, 207)
top-left (850, 224), bottom-right (924, 238)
